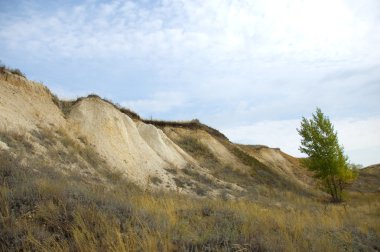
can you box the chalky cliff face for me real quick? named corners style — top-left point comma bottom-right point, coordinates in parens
top-left (0, 69), bottom-right (315, 197)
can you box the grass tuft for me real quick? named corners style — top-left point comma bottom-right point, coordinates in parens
top-left (0, 63), bottom-right (26, 78)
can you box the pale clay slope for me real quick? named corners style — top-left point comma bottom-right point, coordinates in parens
top-left (163, 127), bottom-right (250, 172)
top-left (244, 147), bottom-right (310, 188)
top-left (67, 99), bottom-right (236, 193)
top-left (0, 71), bottom-right (307, 194)
top-left (0, 140), bottom-right (9, 150)
top-left (0, 72), bottom-right (188, 189)
top-left (67, 98), bottom-right (181, 188)
top-left (199, 133), bottom-right (247, 170)
top-left (136, 122), bottom-right (196, 168)
top-left (0, 73), bottom-right (66, 132)
top-left (253, 148), bottom-right (293, 174)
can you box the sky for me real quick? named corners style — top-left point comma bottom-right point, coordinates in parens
top-left (0, 0), bottom-right (379, 166)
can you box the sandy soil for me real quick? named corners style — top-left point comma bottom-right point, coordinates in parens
top-left (0, 72), bottom-right (65, 132)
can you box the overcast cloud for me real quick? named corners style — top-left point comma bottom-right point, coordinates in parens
top-left (0, 0), bottom-right (379, 166)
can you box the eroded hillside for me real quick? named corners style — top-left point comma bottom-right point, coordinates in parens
top-left (0, 68), bottom-right (314, 198)
top-left (1, 68), bottom-right (379, 251)
top-left (350, 164), bottom-right (380, 193)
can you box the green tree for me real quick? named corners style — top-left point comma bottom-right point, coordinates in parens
top-left (297, 108), bottom-right (357, 202)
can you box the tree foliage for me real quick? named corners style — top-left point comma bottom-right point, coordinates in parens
top-left (297, 108), bottom-right (357, 202)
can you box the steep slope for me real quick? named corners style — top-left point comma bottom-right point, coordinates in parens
top-left (67, 97), bottom-right (176, 187)
top-left (0, 69), bottom-right (65, 132)
top-left (239, 145), bottom-right (314, 187)
top-left (136, 122), bottom-right (195, 167)
top-left (162, 126), bottom-right (248, 171)
top-left (350, 164), bottom-right (380, 193)
top-left (0, 70), bottom-right (184, 191)
top-left (0, 68), bottom-right (318, 198)
top-left (153, 123), bottom-right (317, 199)
top-left (0, 70), bottom-right (242, 196)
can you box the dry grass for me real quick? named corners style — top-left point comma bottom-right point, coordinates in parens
top-left (143, 119), bottom-right (228, 141)
top-left (0, 63), bottom-right (26, 78)
top-left (1, 65), bottom-right (378, 251)
top-left (177, 136), bottom-right (217, 161)
top-left (0, 129), bottom-right (379, 251)
top-left (350, 164), bottom-right (380, 193)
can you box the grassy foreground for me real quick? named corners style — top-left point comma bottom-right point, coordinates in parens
top-left (0, 132), bottom-right (379, 251)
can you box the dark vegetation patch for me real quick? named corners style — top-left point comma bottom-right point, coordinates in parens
top-left (143, 118), bottom-right (228, 141)
top-left (194, 185), bottom-right (208, 196)
top-left (173, 177), bottom-right (189, 188)
top-left (211, 165), bottom-right (252, 186)
top-left (149, 176), bottom-right (163, 185)
top-left (172, 174), bottom-right (210, 196)
top-left (176, 136), bottom-right (219, 166)
top-left (183, 165), bottom-right (215, 186)
top-left (165, 167), bottom-right (178, 174)
top-left (228, 145), bottom-right (267, 172)
top-left (0, 63), bottom-right (26, 78)
top-left (242, 144), bottom-right (270, 149)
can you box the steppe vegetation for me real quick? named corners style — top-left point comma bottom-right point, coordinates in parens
top-left (1, 129), bottom-right (379, 251)
top-left (0, 63), bottom-right (26, 78)
top-left (0, 68), bottom-right (379, 251)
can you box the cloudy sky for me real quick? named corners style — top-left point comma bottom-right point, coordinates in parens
top-left (1, 0), bottom-right (379, 166)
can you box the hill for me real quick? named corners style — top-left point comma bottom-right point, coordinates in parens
top-left (0, 67), bottom-right (312, 198)
top-left (350, 164), bottom-right (380, 193)
top-left (0, 67), bottom-right (379, 251)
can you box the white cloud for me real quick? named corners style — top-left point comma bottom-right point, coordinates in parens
top-left (335, 117), bottom-right (380, 151)
top-left (47, 85), bottom-right (94, 101)
top-left (1, 0), bottom-right (379, 65)
top-left (122, 91), bottom-right (187, 115)
top-left (222, 119), bottom-right (301, 154)
top-left (222, 116), bottom-right (380, 166)
top-left (3, 0), bottom-right (378, 108)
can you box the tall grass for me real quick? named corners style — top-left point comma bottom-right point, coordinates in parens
top-left (0, 129), bottom-right (379, 251)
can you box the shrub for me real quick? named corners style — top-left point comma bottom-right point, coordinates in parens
top-left (149, 176), bottom-right (163, 185)
top-left (0, 63), bottom-right (26, 78)
top-left (142, 119), bottom-right (228, 140)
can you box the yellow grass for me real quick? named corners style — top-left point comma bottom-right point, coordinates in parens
top-left (1, 130), bottom-right (379, 251)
